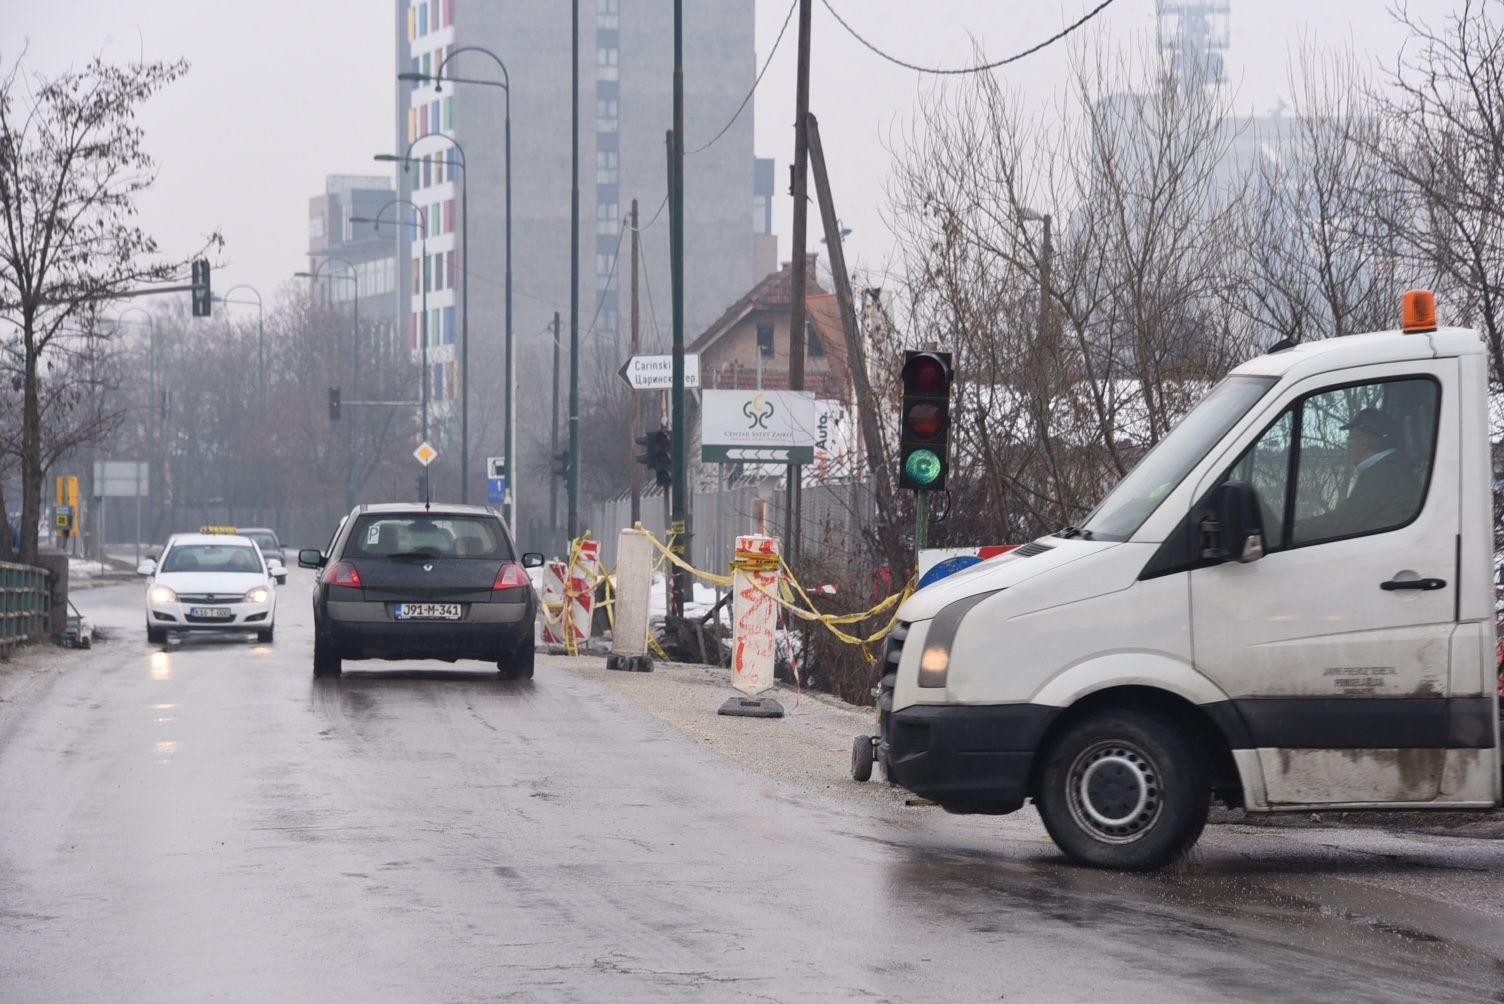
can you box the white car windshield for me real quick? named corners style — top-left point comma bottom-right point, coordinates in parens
top-left (1080, 375), bottom-right (1276, 541)
top-left (161, 543), bottom-right (264, 574)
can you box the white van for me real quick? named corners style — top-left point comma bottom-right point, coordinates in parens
top-left (878, 293), bottom-right (1501, 869)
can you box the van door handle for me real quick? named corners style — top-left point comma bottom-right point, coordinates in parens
top-left (1380, 578), bottom-right (1447, 591)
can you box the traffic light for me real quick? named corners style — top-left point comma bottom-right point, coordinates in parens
top-left (635, 427), bottom-right (673, 488)
top-left (191, 259), bottom-right (212, 317)
top-left (550, 449), bottom-right (569, 480)
top-left (898, 350), bottom-right (953, 490)
top-left (328, 387), bottom-right (341, 420)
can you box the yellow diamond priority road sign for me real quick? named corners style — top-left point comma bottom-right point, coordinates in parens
top-left (413, 441), bottom-right (438, 466)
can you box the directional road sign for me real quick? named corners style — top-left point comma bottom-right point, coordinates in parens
top-left (617, 353), bottom-right (700, 390)
top-left (413, 441), bottom-right (438, 466)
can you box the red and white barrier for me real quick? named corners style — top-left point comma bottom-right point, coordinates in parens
top-left (562, 538), bottom-right (601, 652)
top-left (723, 534), bottom-right (782, 716)
top-left (540, 559), bottom-right (569, 645)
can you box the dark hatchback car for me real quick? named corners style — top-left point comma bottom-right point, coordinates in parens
top-left (299, 503), bottom-right (542, 679)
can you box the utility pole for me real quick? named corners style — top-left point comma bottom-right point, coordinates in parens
top-left (629, 198), bottom-right (643, 525)
top-left (550, 311), bottom-right (562, 546)
top-left (567, 0), bottom-right (582, 541)
top-left (806, 112), bottom-right (894, 525)
top-left (669, 0), bottom-right (692, 617)
top-left (785, 0), bottom-right (813, 561)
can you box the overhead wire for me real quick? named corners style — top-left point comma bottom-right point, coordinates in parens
top-left (685, 0), bottom-right (799, 155)
top-left (818, 0), bottom-right (1119, 75)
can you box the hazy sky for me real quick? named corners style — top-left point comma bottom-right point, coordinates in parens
top-left (2, 0), bottom-right (1446, 326)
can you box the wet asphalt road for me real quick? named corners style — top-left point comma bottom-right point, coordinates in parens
top-left (2, 574), bottom-right (1503, 1002)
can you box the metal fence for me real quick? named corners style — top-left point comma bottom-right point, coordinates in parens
top-left (0, 561), bottom-right (51, 658)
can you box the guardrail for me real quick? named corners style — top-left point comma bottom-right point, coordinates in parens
top-left (0, 561), bottom-right (51, 658)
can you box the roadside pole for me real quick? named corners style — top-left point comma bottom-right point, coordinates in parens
top-left (550, 311), bottom-right (562, 549)
top-left (784, 0), bottom-right (813, 562)
top-left (630, 198), bottom-right (643, 525)
top-left (567, 0), bottom-right (581, 541)
top-left (668, 0), bottom-right (692, 621)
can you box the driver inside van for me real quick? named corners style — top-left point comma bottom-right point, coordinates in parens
top-left (1299, 408), bottom-right (1419, 540)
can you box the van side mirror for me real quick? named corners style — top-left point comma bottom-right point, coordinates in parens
top-left (1201, 480), bottom-right (1265, 564)
top-left (298, 548), bottom-right (325, 569)
top-left (521, 552), bottom-right (545, 568)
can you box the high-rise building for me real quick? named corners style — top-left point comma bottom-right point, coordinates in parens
top-left (306, 174), bottom-right (400, 353)
top-left (394, 0), bottom-right (772, 528)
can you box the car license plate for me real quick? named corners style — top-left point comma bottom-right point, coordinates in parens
top-left (189, 607), bottom-right (233, 619)
top-left (393, 603), bottom-right (462, 621)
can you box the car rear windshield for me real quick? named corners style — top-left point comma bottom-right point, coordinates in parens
top-left (345, 514), bottom-right (513, 560)
top-left (244, 531), bottom-right (278, 551)
top-left (162, 543), bottom-right (264, 574)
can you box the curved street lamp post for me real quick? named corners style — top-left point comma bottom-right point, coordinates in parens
top-left (376, 139), bottom-right (469, 503)
top-left (399, 44), bottom-right (513, 531)
top-left (354, 201), bottom-right (429, 446)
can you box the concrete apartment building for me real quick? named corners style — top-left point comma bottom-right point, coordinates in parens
top-left (306, 174), bottom-right (401, 358)
top-left (393, 0), bottom-right (774, 534)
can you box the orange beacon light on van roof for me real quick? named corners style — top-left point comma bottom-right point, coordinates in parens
top-left (1402, 289), bottom-right (1437, 334)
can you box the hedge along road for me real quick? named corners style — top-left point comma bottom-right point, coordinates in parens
top-left (0, 572), bottom-right (1501, 1001)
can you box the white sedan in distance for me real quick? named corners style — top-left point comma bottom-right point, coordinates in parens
top-left (139, 532), bottom-right (280, 644)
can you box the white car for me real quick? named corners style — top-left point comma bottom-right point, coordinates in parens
top-left (139, 533), bottom-right (280, 643)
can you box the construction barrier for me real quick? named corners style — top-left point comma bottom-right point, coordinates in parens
top-left (730, 535), bottom-right (780, 698)
top-left (607, 527), bottom-right (654, 671)
top-left (539, 559), bottom-right (569, 646)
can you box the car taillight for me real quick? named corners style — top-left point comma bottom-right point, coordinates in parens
top-left (322, 561), bottom-right (362, 588)
top-left (493, 562), bottom-right (527, 591)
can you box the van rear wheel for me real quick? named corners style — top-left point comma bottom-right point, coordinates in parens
top-left (1035, 708), bottom-right (1209, 870)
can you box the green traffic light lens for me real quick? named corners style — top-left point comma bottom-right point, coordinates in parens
top-left (905, 449), bottom-right (942, 486)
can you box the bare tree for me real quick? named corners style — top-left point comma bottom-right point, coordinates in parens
top-left (0, 51), bottom-right (217, 561)
top-left (1374, 0), bottom-right (1504, 384)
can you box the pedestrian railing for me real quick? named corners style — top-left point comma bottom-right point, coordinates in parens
top-left (0, 561), bottom-right (51, 658)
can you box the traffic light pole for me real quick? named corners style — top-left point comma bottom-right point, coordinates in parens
top-left (550, 311), bottom-right (562, 547)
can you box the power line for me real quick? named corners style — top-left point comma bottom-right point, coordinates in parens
top-left (685, 0), bottom-right (799, 155)
top-left (818, 0), bottom-right (1119, 75)
top-left (581, 219), bottom-right (627, 349)
top-left (628, 192), bottom-right (669, 234)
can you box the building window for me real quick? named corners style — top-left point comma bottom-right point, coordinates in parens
top-left (757, 324), bottom-right (775, 358)
top-left (444, 306), bottom-right (456, 345)
top-left (807, 320), bottom-right (823, 356)
top-left (444, 96), bottom-right (454, 131)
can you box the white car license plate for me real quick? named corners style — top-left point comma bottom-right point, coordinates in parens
top-left (394, 603), bottom-right (462, 621)
top-left (189, 607), bottom-right (233, 619)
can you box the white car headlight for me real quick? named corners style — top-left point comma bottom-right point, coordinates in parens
top-left (243, 586), bottom-right (271, 605)
top-left (148, 585), bottom-right (177, 605)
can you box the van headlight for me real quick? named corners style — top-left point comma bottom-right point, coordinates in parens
top-left (148, 585), bottom-right (177, 605)
top-left (243, 586), bottom-right (271, 605)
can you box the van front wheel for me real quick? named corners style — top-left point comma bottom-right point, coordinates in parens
top-left (1035, 708), bottom-right (1209, 870)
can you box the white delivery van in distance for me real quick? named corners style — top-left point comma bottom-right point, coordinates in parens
top-left (880, 291), bottom-right (1501, 869)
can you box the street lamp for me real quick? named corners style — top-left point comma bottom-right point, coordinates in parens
top-left (216, 284), bottom-right (265, 418)
top-left (399, 43), bottom-right (514, 532)
top-left (354, 201), bottom-right (429, 444)
top-left (377, 137), bottom-right (471, 504)
top-left (294, 257), bottom-right (360, 509)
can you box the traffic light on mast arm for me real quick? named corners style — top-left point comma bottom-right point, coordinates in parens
top-left (328, 387), bottom-right (341, 420)
top-left (898, 350), bottom-right (953, 491)
top-left (191, 259), bottom-right (212, 317)
top-left (635, 427), bottom-right (673, 488)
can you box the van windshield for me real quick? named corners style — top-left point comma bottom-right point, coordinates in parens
top-left (1080, 375), bottom-right (1276, 541)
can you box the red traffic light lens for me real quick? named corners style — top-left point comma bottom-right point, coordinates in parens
top-left (905, 402), bottom-right (943, 439)
top-left (906, 356), bottom-right (947, 393)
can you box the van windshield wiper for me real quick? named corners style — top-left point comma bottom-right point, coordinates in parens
top-left (1055, 526), bottom-right (1093, 540)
